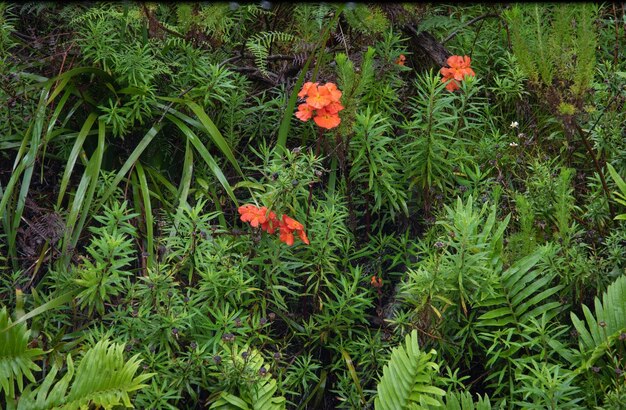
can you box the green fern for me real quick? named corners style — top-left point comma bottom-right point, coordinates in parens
top-left (16, 339), bottom-right (153, 409)
top-left (246, 31), bottom-right (296, 77)
top-left (374, 329), bottom-right (446, 410)
top-left (570, 274), bottom-right (626, 370)
top-left (434, 391), bottom-right (495, 410)
top-left (343, 4), bottom-right (390, 35)
top-left (477, 245), bottom-right (564, 329)
top-left (0, 307), bottom-right (45, 401)
top-left (475, 245), bottom-right (565, 395)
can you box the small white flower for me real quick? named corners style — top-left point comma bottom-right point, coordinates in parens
top-left (510, 121), bottom-right (519, 129)
top-left (509, 142), bottom-right (519, 147)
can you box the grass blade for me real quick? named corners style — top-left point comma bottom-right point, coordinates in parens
top-left (158, 97), bottom-right (242, 176)
top-left (95, 123), bottom-right (163, 216)
top-left (166, 114), bottom-right (238, 206)
top-left (134, 161), bottom-right (154, 268)
top-left (56, 112), bottom-right (98, 207)
top-left (61, 119), bottom-right (105, 255)
top-left (0, 291), bottom-right (75, 333)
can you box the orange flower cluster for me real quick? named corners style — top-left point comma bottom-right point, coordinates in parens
top-left (295, 82), bottom-right (344, 129)
top-left (440, 55), bottom-right (475, 92)
top-left (370, 275), bottom-right (383, 288)
top-left (395, 54), bottom-right (406, 66)
top-left (238, 204), bottom-right (310, 246)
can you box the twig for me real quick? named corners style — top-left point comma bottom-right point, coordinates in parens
top-left (572, 120), bottom-right (615, 220)
top-left (220, 53), bottom-right (244, 66)
top-left (140, 3), bottom-right (184, 39)
top-left (229, 67), bottom-right (279, 85)
top-left (442, 13), bottom-right (501, 44)
top-left (221, 53), bottom-right (297, 67)
top-left (52, 42), bottom-right (75, 91)
top-left (157, 85), bottom-right (195, 124)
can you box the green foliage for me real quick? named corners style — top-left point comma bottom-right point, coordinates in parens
top-left (402, 196), bottom-right (509, 317)
top-left (343, 4), bottom-right (390, 36)
top-left (335, 46), bottom-right (377, 113)
top-left (401, 70), bottom-right (457, 195)
top-left (505, 3), bottom-right (598, 101)
top-left (374, 329), bottom-right (446, 409)
top-left (246, 31), bottom-right (296, 78)
top-left (73, 201), bottom-right (138, 316)
top-left (476, 245), bottom-right (566, 395)
top-left (514, 362), bottom-right (583, 409)
top-left (0, 3), bottom-right (16, 56)
top-left (209, 344), bottom-right (286, 410)
top-left (607, 163), bottom-right (626, 220)
top-left (16, 339), bottom-right (153, 409)
top-left (349, 108), bottom-right (408, 219)
top-left (435, 391), bottom-right (496, 410)
top-left (2, 3), bottom-right (626, 409)
top-left (0, 307), bottom-right (44, 400)
top-left (570, 274), bottom-right (626, 370)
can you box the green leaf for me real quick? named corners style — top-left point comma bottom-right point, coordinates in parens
top-left (166, 114), bottom-right (238, 206)
top-left (158, 97), bottom-right (242, 176)
top-left (56, 113), bottom-right (98, 208)
top-left (571, 275), bottom-right (626, 370)
top-left (374, 330), bottom-right (444, 410)
top-left (0, 308), bottom-right (45, 399)
top-left (134, 161), bottom-right (154, 268)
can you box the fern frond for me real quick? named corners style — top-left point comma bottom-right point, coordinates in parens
top-left (246, 31), bottom-right (296, 77)
top-left (374, 330), bottom-right (446, 410)
top-left (435, 391), bottom-right (494, 410)
top-left (0, 307), bottom-right (44, 400)
top-left (477, 245), bottom-right (564, 329)
top-left (570, 274), bottom-right (626, 370)
top-left (17, 339), bottom-right (154, 409)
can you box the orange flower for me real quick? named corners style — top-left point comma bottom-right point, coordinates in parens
top-left (298, 81), bottom-right (318, 98)
top-left (440, 55), bottom-right (475, 92)
top-left (278, 226), bottom-right (294, 246)
top-left (370, 275), bottom-right (383, 288)
top-left (325, 101), bottom-right (344, 115)
top-left (322, 82), bottom-right (342, 102)
top-left (278, 215), bottom-right (309, 246)
top-left (281, 215), bottom-right (304, 231)
top-left (239, 206), bottom-right (309, 245)
top-left (295, 81), bottom-right (343, 129)
top-left (238, 204), bottom-right (268, 228)
top-left (443, 79), bottom-right (461, 92)
top-left (313, 107), bottom-right (341, 129)
top-left (297, 229), bottom-right (310, 245)
top-left (295, 103), bottom-right (314, 121)
top-left (395, 54), bottom-right (406, 66)
top-left (306, 85), bottom-right (332, 109)
top-left (261, 210), bottom-right (279, 234)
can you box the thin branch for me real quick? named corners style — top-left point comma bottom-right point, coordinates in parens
top-left (157, 85), bottom-right (195, 124)
top-left (572, 120), bottom-right (615, 220)
top-left (442, 13), bottom-right (501, 44)
top-left (222, 53), bottom-right (300, 66)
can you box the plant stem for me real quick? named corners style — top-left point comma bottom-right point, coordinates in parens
top-left (572, 119), bottom-right (615, 221)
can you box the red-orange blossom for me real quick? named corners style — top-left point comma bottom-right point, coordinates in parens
top-left (238, 204), bottom-right (309, 246)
